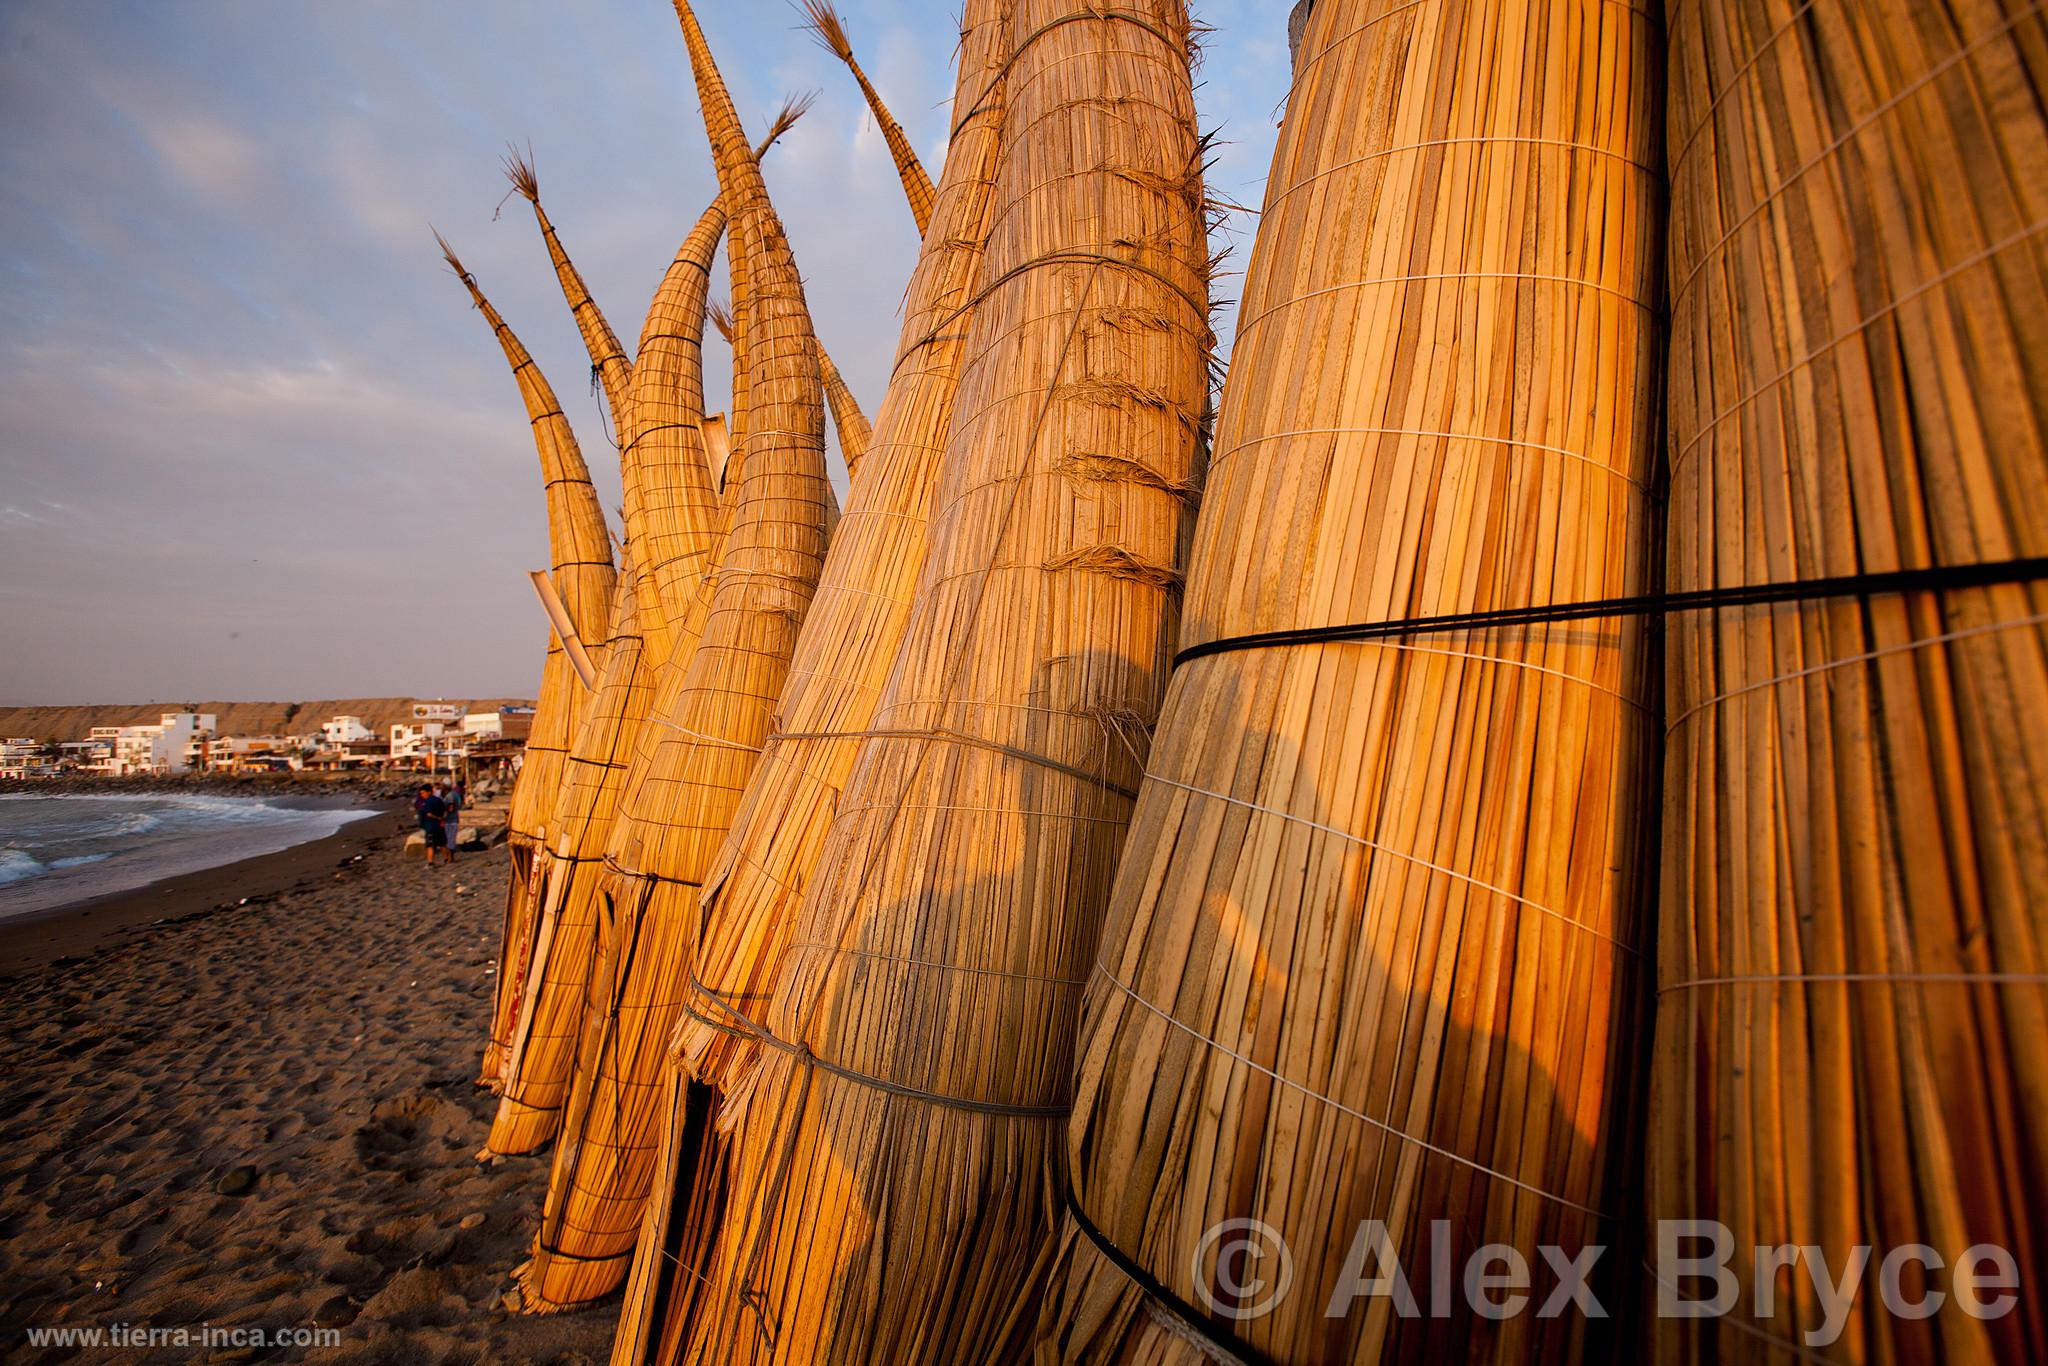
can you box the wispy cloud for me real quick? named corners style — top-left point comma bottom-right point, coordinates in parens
top-left (0, 1), bottom-right (1291, 704)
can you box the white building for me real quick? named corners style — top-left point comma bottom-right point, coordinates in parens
top-left (85, 727), bottom-right (123, 773)
top-left (389, 720), bottom-right (440, 761)
top-left (1, 737), bottom-right (40, 780)
top-left (103, 712), bottom-right (217, 776)
top-left (321, 715), bottom-right (377, 748)
top-left (390, 720), bottom-right (465, 769)
top-left (58, 737), bottom-right (112, 770)
top-left (460, 712), bottom-right (505, 741)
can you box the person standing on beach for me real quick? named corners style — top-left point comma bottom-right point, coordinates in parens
top-left (415, 784), bottom-right (449, 866)
top-left (442, 781), bottom-right (464, 861)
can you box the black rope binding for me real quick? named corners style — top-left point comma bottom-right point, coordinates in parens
top-left (1174, 555), bottom-right (2048, 670)
top-left (1065, 1190), bottom-right (1276, 1366)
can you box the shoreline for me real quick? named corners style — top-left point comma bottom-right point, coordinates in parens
top-left (0, 800), bottom-right (409, 978)
top-left (5, 771), bottom-right (438, 800)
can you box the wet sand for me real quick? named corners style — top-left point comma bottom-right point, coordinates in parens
top-left (0, 825), bottom-right (618, 1363)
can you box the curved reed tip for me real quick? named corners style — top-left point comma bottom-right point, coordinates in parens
top-left (432, 227), bottom-right (469, 279)
top-left (501, 143), bottom-right (540, 202)
top-left (764, 89), bottom-right (818, 147)
top-left (707, 297), bottom-right (735, 343)
top-left (796, 0), bottom-right (854, 63)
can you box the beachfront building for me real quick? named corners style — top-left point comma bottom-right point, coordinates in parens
top-left (391, 720), bottom-right (466, 771)
top-left (391, 719), bottom-right (441, 760)
top-left (102, 712), bottom-right (218, 775)
top-left (459, 712), bottom-right (505, 742)
top-left (320, 716), bottom-right (377, 748)
top-left (1, 738), bottom-right (42, 780)
top-left (203, 735), bottom-right (299, 773)
top-left (84, 727), bottom-right (123, 773)
top-left (304, 737), bottom-right (388, 770)
top-left (57, 737), bottom-right (112, 770)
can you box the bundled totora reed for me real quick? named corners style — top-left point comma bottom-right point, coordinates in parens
top-left (609, 3), bottom-right (1012, 1358)
top-left (714, 298), bottom-right (871, 483)
top-left (799, 0), bottom-right (936, 235)
top-left (520, 194), bottom-right (726, 1309)
top-left (519, 12), bottom-right (834, 1311)
top-left (1651, 4), bottom-right (2048, 1361)
top-left (639, 2), bottom-right (1211, 1359)
top-left (1034, 0), bottom-right (1665, 1359)
top-left (505, 150), bottom-right (633, 440)
top-left (439, 236), bottom-right (616, 1089)
top-left (816, 348), bottom-right (871, 476)
top-left (519, 149), bottom-right (740, 1310)
top-left (487, 554), bottom-right (657, 1155)
top-left (483, 154), bottom-right (659, 1150)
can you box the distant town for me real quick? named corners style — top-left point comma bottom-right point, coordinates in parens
top-left (0, 701), bottom-right (536, 781)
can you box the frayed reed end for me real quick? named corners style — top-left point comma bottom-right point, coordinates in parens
top-left (796, 0), bottom-right (855, 64)
top-left (1055, 450), bottom-right (1200, 502)
top-left (1076, 702), bottom-right (1157, 767)
top-left (1052, 378), bottom-right (1201, 438)
top-left (761, 90), bottom-right (818, 150)
top-left (1045, 544), bottom-right (1184, 598)
top-left (432, 228), bottom-right (471, 284)
top-left (512, 1255), bottom-right (597, 1316)
top-left (708, 297), bottom-right (735, 343)
top-left (502, 142), bottom-right (540, 202)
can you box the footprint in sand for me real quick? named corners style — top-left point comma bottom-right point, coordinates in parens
top-left (352, 1091), bottom-right (466, 1172)
top-left (114, 1209), bottom-right (169, 1258)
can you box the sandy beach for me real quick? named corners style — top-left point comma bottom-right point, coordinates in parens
top-left (0, 816), bottom-right (615, 1363)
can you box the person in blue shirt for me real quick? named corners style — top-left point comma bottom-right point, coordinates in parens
top-left (414, 783), bottom-right (449, 866)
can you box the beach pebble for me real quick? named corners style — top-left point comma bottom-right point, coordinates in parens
top-left (215, 1164), bottom-right (259, 1196)
top-left (500, 1288), bottom-right (524, 1313)
top-left (312, 1294), bottom-right (359, 1327)
top-left (459, 1212), bottom-right (486, 1230)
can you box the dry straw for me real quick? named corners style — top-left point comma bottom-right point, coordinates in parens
top-left (1652, 4), bottom-right (2048, 1362)
top-left (816, 347), bottom-right (871, 477)
top-left (481, 150), bottom-right (742, 1134)
top-left (518, 8), bottom-right (834, 1312)
top-left (627, 100), bottom-right (809, 671)
top-left (504, 149), bottom-right (633, 439)
top-left (519, 191), bottom-right (727, 1311)
top-left (713, 298), bottom-right (871, 481)
top-left (631, 2), bottom-right (1212, 1359)
top-left (484, 146), bottom-right (655, 1135)
top-left (486, 555), bottom-right (658, 1156)
top-left (799, 0), bottom-right (936, 234)
top-left (478, 122), bottom-right (801, 1131)
top-left (516, 149), bottom-right (744, 1311)
top-left (610, 2), bottom-right (1013, 1357)
top-left (1035, 0), bottom-right (1665, 1360)
top-left (438, 236), bottom-right (617, 1088)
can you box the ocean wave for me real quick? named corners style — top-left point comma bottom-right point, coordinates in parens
top-left (0, 797), bottom-right (378, 917)
top-left (0, 848), bottom-right (47, 886)
top-left (49, 852), bottom-right (113, 870)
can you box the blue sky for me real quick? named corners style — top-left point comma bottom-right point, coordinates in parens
top-left (0, 2), bottom-right (1293, 703)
